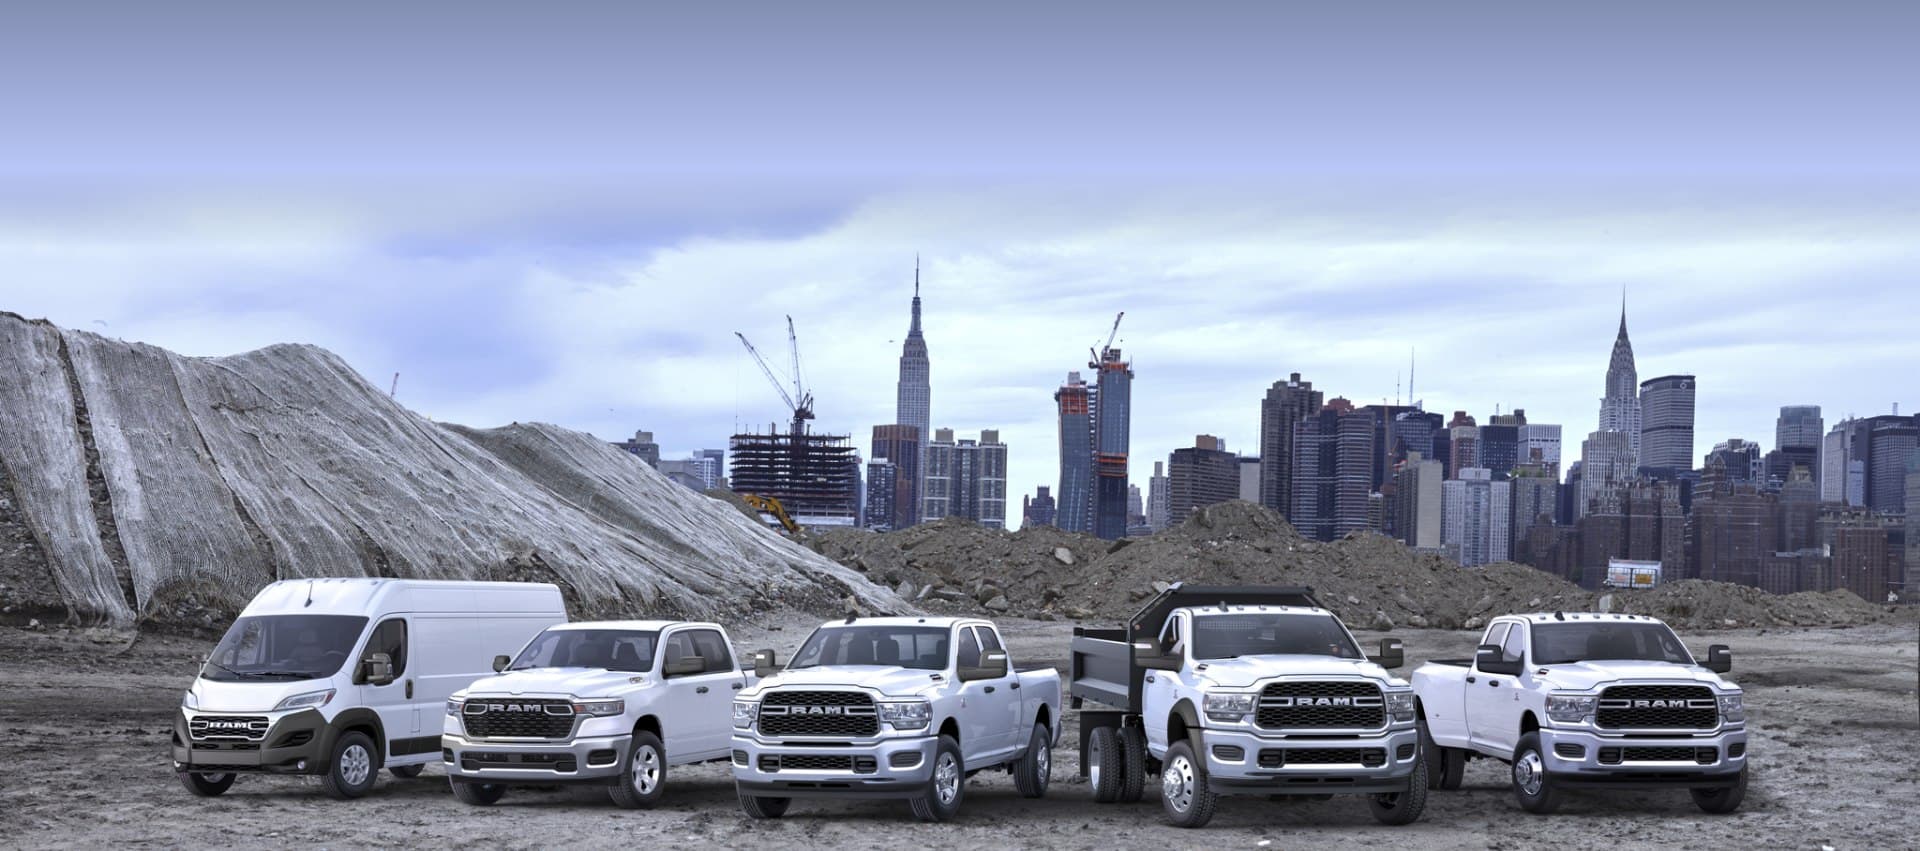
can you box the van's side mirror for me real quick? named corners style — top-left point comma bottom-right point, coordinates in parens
top-left (1704, 644), bottom-right (1732, 674)
top-left (751, 649), bottom-right (778, 678)
top-left (1132, 640), bottom-right (1181, 671)
top-left (1370, 638), bottom-right (1405, 670)
top-left (1474, 644), bottom-right (1520, 676)
top-left (492, 655), bottom-right (511, 673)
top-left (961, 649), bottom-right (1010, 682)
top-left (663, 655), bottom-right (706, 677)
top-left (361, 652), bottom-right (395, 686)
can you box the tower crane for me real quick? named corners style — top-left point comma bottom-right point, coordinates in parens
top-left (1090, 310), bottom-right (1126, 365)
top-left (734, 327), bottom-right (814, 432)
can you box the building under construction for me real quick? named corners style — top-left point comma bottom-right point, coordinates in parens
top-left (728, 423), bottom-right (860, 527)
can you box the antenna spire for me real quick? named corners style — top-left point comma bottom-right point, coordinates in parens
top-left (914, 253), bottom-right (920, 297)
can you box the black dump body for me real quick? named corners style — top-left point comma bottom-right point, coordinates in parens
top-left (1069, 584), bottom-right (1321, 714)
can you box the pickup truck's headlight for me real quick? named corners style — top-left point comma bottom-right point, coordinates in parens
top-left (1719, 693), bottom-right (1744, 723)
top-left (1204, 693), bottom-right (1257, 723)
top-left (879, 700), bottom-right (931, 731)
top-left (446, 698), bottom-right (464, 716)
top-left (1546, 695), bottom-right (1596, 724)
top-left (182, 690), bottom-right (198, 710)
top-left (1385, 690), bottom-right (1416, 723)
top-left (733, 701), bottom-right (757, 729)
top-left (272, 689), bottom-right (336, 712)
top-left (571, 698), bottom-right (625, 717)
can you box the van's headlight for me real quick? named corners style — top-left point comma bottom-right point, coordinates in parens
top-left (1204, 692), bottom-right (1257, 723)
top-left (1718, 693), bottom-right (1744, 723)
top-left (181, 690), bottom-right (198, 710)
top-left (446, 698), bottom-right (464, 716)
top-left (733, 701), bottom-right (757, 729)
top-left (1385, 690), bottom-right (1416, 723)
top-left (1546, 694), bottom-right (1596, 724)
top-left (879, 700), bottom-right (931, 731)
top-left (571, 699), bottom-right (624, 717)
top-left (272, 689), bottom-right (336, 711)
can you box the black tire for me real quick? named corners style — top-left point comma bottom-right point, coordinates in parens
top-left (176, 771), bottom-right (235, 797)
top-left (608, 731), bottom-right (668, 809)
top-left (908, 735), bottom-right (966, 822)
top-left (739, 793), bottom-right (792, 819)
top-left (1368, 746), bottom-right (1429, 825)
top-left (389, 764), bottom-right (425, 779)
top-left (1690, 767), bottom-right (1748, 814)
top-left (1510, 733), bottom-right (1562, 814)
top-left (1087, 725), bottom-right (1122, 804)
top-left (321, 731), bottom-right (380, 800)
top-left (450, 779), bottom-right (506, 806)
top-left (1438, 746), bottom-right (1466, 791)
top-left (1159, 739), bottom-right (1217, 828)
top-left (1013, 722), bottom-right (1052, 799)
top-left (1419, 718), bottom-right (1443, 790)
top-left (1118, 724), bottom-right (1148, 804)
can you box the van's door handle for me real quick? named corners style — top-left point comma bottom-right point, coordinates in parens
top-left (696, 686), bottom-right (710, 694)
top-left (984, 686), bottom-right (996, 693)
top-left (1465, 676), bottom-right (1477, 684)
top-left (405, 680), bottom-right (413, 699)
top-left (731, 682), bottom-right (744, 690)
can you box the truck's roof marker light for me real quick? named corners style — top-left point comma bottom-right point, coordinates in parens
top-left (304, 579), bottom-right (315, 608)
top-left (1553, 611), bottom-right (1565, 621)
top-left (844, 615), bottom-right (857, 624)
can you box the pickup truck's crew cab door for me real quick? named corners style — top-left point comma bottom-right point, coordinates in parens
top-left (955, 626), bottom-right (1017, 766)
top-left (660, 627), bottom-right (741, 762)
top-left (1142, 613), bottom-right (1185, 754)
top-left (975, 626), bottom-right (1023, 757)
top-left (1466, 621), bottom-right (1528, 756)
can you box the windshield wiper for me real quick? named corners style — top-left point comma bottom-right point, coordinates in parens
top-left (243, 669), bottom-right (320, 679)
top-left (202, 659), bottom-right (243, 678)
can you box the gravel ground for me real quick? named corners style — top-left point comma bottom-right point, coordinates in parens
top-left (1, 617), bottom-right (1914, 850)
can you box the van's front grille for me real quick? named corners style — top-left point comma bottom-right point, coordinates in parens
top-left (188, 715), bottom-right (270, 742)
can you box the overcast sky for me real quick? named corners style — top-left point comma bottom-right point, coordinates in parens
top-left (2, 2), bottom-right (1915, 523)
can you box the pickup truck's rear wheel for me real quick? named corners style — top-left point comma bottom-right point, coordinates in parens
top-left (176, 771), bottom-right (235, 797)
top-left (608, 731), bottom-right (667, 809)
top-left (450, 779), bottom-right (506, 806)
top-left (1418, 717), bottom-right (1466, 791)
top-left (909, 735), bottom-right (966, 822)
top-left (1087, 726), bottom-right (1121, 803)
top-left (1013, 722), bottom-right (1051, 798)
top-left (1510, 733), bottom-right (1563, 814)
top-left (1159, 739), bottom-right (1217, 828)
top-left (739, 793), bottom-right (791, 819)
top-left (1690, 766), bottom-right (1747, 814)
top-left (1118, 724), bottom-right (1148, 803)
top-left (1367, 745), bottom-right (1429, 825)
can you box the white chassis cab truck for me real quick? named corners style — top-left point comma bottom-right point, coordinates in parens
top-left (730, 616), bottom-right (1062, 822)
top-left (443, 620), bottom-right (754, 808)
top-left (1410, 612), bottom-right (1748, 814)
top-left (1069, 584), bottom-right (1426, 828)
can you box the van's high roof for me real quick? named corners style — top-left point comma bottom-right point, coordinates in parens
top-left (238, 579), bottom-right (566, 619)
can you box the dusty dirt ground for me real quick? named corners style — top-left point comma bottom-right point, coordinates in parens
top-left (2, 617), bottom-right (1915, 850)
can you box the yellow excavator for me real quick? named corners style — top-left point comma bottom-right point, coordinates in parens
top-left (741, 494), bottom-right (801, 537)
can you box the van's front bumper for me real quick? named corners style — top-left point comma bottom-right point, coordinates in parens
top-left (442, 731), bottom-right (632, 785)
top-left (171, 708), bottom-right (330, 775)
top-left (1199, 725), bottom-right (1421, 796)
top-left (1538, 725), bottom-right (1748, 788)
top-left (731, 732), bottom-right (937, 799)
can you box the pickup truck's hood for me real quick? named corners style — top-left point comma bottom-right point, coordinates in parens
top-left (1531, 661), bottom-right (1735, 692)
top-left (745, 665), bottom-right (943, 699)
top-left (1197, 655), bottom-right (1407, 690)
top-left (457, 668), bottom-right (652, 700)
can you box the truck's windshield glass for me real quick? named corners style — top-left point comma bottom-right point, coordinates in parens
top-left (1191, 614), bottom-right (1361, 660)
top-left (788, 626), bottom-right (951, 671)
top-left (510, 629), bottom-right (658, 672)
top-left (204, 615), bottom-right (368, 681)
top-left (1531, 622), bottom-right (1693, 665)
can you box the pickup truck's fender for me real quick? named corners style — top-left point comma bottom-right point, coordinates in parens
top-left (1163, 699), bottom-right (1203, 759)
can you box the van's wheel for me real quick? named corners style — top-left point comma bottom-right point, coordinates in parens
top-left (1118, 724), bottom-right (1148, 803)
top-left (608, 731), bottom-right (667, 809)
top-left (1510, 733), bottom-right (1563, 814)
top-left (1013, 722), bottom-right (1052, 798)
top-left (450, 779), bottom-right (506, 806)
top-left (321, 731), bottom-right (380, 800)
top-left (908, 735), bottom-right (966, 822)
top-left (1087, 726), bottom-right (1122, 803)
top-left (176, 771), bottom-right (235, 797)
top-left (1690, 767), bottom-right (1748, 814)
top-left (1368, 746), bottom-right (1429, 825)
top-left (1159, 739), bottom-right (1217, 828)
top-left (389, 765), bottom-right (424, 779)
top-left (739, 793), bottom-right (792, 818)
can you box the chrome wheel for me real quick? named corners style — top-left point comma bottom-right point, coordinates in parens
top-left (934, 751), bottom-right (960, 806)
top-left (1037, 741), bottom-right (1050, 778)
top-left (1162, 753), bottom-right (1195, 813)
top-left (340, 743), bottom-right (372, 787)
top-left (1514, 750), bottom-right (1545, 797)
top-left (634, 745), bottom-right (661, 794)
top-left (1088, 737), bottom-right (1103, 790)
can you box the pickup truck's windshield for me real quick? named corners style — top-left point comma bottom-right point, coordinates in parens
top-left (203, 615), bottom-right (368, 681)
top-left (1191, 614), bottom-right (1362, 660)
top-left (1531, 622), bottom-right (1693, 665)
top-left (788, 626), bottom-right (950, 671)
top-left (510, 629), bottom-right (658, 672)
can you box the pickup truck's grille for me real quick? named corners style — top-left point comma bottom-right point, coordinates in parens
top-left (461, 698), bottom-right (577, 739)
top-left (1596, 685), bottom-right (1717, 730)
top-left (1256, 681), bottom-right (1385, 730)
top-left (188, 715), bottom-right (269, 742)
top-left (758, 691), bottom-right (879, 737)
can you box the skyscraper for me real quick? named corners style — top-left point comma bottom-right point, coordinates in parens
top-left (862, 460), bottom-right (897, 530)
top-left (920, 428), bottom-right (1008, 528)
top-left (1053, 371), bottom-right (1093, 534)
top-left (1291, 401), bottom-right (1375, 541)
top-left (1168, 435), bottom-right (1240, 526)
top-left (1597, 303), bottom-right (1642, 464)
top-left (1767, 405), bottom-right (1823, 491)
top-left (1447, 411), bottom-right (1478, 479)
top-left (1147, 461), bottom-right (1170, 531)
top-left (1578, 430), bottom-right (1635, 519)
top-left (1392, 453), bottom-right (1444, 551)
top-left (1518, 422), bottom-right (1563, 471)
top-left (1858, 415), bottom-right (1919, 514)
top-left (1638, 375), bottom-right (1696, 473)
top-left (1477, 423), bottom-right (1519, 479)
top-left (1823, 418), bottom-right (1858, 503)
top-left (1442, 468), bottom-right (1512, 567)
top-left (1022, 486), bottom-right (1057, 529)
top-left (1091, 347), bottom-right (1134, 540)
top-left (1259, 373), bottom-right (1323, 518)
top-left (895, 262), bottom-right (931, 524)
top-left (869, 424), bottom-right (922, 530)
top-left (1238, 456), bottom-right (1262, 503)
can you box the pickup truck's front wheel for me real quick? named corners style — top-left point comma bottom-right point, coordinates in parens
top-left (1159, 740), bottom-right (1217, 828)
top-left (739, 793), bottom-right (791, 819)
top-left (1367, 747), bottom-right (1429, 825)
top-left (450, 779), bottom-right (506, 806)
top-left (1510, 733), bottom-right (1563, 814)
top-left (1013, 722), bottom-right (1051, 798)
top-left (608, 731), bottom-right (667, 809)
top-left (1690, 766), bottom-right (1747, 814)
top-left (908, 735), bottom-right (965, 822)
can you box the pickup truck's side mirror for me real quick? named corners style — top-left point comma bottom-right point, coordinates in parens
top-left (960, 650), bottom-right (1010, 682)
top-left (663, 655), bottom-right (706, 677)
top-left (752, 649), bottom-right (778, 678)
top-left (1703, 644), bottom-right (1732, 674)
top-left (360, 652), bottom-right (395, 686)
top-left (1369, 638), bottom-right (1405, 670)
top-left (1131, 640), bottom-right (1182, 671)
top-left (492, 654), bottom-right (511, 673)
top-left (1474, 644), bottom-right (1521, 676)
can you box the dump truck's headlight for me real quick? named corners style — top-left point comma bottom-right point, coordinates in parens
top-left (1204, 692), bottom-right (1257, 723)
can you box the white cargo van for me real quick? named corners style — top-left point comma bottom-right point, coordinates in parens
top-left (173, 578), bottom-right (567, 799)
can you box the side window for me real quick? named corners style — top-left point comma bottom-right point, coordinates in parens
top-left (1482, 623), bottom-right (1509, 651)
top-left (1500, 624), bottom-right (1526, 665)
top-left (369, 618), bottom-right (407, 676)
top-left (976, 626), bottom-right (1004, 655)
top-left (662, 632), bottom-right (697, 671)
top-left (688, 630), bottom-right (734, 673)
top-left (955, 626), bottom-right (982, 669)
top-left (1159, 614), bottom-right (1185, 656)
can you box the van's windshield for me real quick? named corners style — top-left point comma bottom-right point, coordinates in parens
top-left (203, 615), bottom-right (369, 681)
top-left (1190, 613), bottom-right (1362, 661)
top-left (509, 629), bottom-right (659, 672)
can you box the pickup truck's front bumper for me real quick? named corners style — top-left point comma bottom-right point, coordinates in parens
top-left (441, 731), bottom-right (631, 785)
top-left (1199, 725), bottom-right (1422, 796)
top-left (731, 733), bottom-right (938, 799)
top-left (1538, 725), bottom-right (1748, 788)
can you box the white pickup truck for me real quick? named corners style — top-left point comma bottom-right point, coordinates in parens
top-left (731, 616), bottom-right (1062, 822)
top-left (443, 620), bottom-right (753, 808)
top-left (1411, 612), bottom-right (1747, 814)
top-left (1070, 585), bottom-right (1426, 828)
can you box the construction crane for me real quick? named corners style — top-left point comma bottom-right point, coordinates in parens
top-left (1090, 310), bottom-right (1125, 364)
top-left (734, 329), bottom-right (814, 428)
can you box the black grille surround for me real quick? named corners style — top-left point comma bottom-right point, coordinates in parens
top-left (757, 690), bottom-right (879, 738)
top-left (1263, 748), bottom-right (1386, 767)
top-left (188, 715), bottom-right (270, 742)
top-left (461, 698), bottom-right (577, 739)
top-left (1595, 685), bottom-right (1718, 730)
top-left (1599, 746), bottom-right (1716, 765)
top-left (1255, 681), bottom-right (1386, 730)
